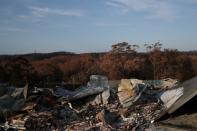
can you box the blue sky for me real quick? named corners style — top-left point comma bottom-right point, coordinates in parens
top-left (0, 0), bottom-right (197, 54)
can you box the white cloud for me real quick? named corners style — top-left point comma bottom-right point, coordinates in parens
top-left (106, 1), bottom-right (124, 8)
top-left (30, 6), bottom-right (83, 17)
top-left (17, 6), bottom-right (83, 22)
top-left (17, 15), bottom-right (41, 23)
top-left (106, 0), bottom-right (176, 21)
top-left (0, 27), bottom-right (28, 32)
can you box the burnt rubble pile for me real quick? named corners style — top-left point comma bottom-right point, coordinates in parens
top-left (0, 75), bottom-right (190, 130)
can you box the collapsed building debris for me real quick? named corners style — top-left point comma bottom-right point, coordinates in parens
top-left (54, 75), bottom-right (110, 105)
top-left (117, 79), bottom-right (147, 108)
top-left (158, 87), bottom-right (184, 110)
top-left (0, 75), bottom-right (196, 130)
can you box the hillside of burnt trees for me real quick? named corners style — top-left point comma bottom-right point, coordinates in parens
top-left (0, 42), bottom-right (197, 86)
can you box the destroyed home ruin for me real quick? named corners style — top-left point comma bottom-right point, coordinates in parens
top-left (0, 75), bottom-right (196, 130)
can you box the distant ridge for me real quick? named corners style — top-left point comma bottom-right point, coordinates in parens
top-left (0, 51), bottom-right (75, 61)
top-left (0, 50), bottom-right (196, 61)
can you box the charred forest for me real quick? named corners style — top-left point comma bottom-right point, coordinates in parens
top-left (0, 42), bottom-right (196, 87)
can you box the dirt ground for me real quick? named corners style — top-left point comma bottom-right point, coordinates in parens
top-left (155, 96), bottom-right (197, 131)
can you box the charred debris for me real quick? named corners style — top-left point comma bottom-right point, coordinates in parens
top-left (0, 75), bottom-right (196, 131)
